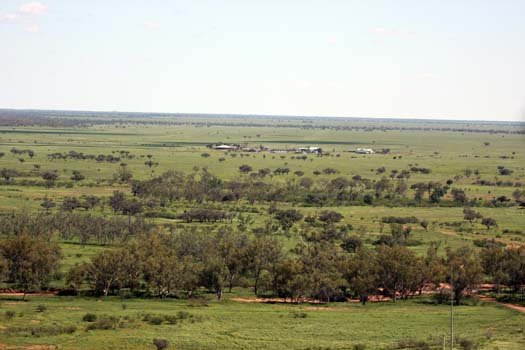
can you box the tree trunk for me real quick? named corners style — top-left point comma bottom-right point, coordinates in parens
top-left (393, 284), bottom-right (397, 303)
top-left (254, 269), bottom-right (261, 296)
top-left (228, 281), bottom-right (233, 293)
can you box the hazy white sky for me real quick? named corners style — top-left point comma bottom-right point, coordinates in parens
top-left (1, 1), bottom-right (524, 121)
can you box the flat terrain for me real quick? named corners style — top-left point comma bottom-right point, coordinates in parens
top-left (1, 294), bottom-right (524, 350)
top-left (0, 113), bottom-right (524, 349)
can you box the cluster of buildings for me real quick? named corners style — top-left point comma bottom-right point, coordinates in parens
top-left (209, 144), bottom-right (323, 154)
top-left (209, 144), bottom-right (376, 155)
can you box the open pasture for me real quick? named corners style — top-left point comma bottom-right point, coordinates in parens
top-left (0, 114), bottom-right (524, 350)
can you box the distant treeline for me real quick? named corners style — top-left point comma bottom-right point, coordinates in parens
top-left (1, 109), bottom-right (524, 134)
top-left (128, 170), bottom-right (523, 208)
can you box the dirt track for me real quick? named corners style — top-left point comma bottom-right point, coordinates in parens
top-left (231, 295), bottom-right (525, 314)
top-left (478, 295), bottom-right (525, 314)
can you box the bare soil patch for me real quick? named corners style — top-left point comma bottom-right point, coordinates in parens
top-left (231, 295), bottom-right (392, 304)
top-left (0, 290), bottom-right (56, 298)
top-left (231, 297), bottom-right (328, 304)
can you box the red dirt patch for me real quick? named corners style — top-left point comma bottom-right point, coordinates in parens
top-left (231, 295), bottom-right (392, 304)
top-left (231, 297), bottom-right (328, 304)
top-left (0, 291), bottom-right (55, 298)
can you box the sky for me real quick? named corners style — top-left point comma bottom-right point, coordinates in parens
top-left (1, 1), bottom-right (524, 121)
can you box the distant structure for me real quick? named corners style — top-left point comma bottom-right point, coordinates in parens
top-left (241, 147), bottom-right (258, 152)
top-left (214, 144), bottom-right (236, 150)
top-left (296, 146), bottom-right (322, 154)
top-left (355, 148), bottom-right (375, 154)
top-left (208, 143), bottom-right (322, 155)
top-left (209, 144), bottom-right (238, 151)
top-left (270, 149), bottom-right (289, 154)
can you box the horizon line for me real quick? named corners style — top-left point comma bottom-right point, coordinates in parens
top-left (1, 107), bottom-right (523, 124)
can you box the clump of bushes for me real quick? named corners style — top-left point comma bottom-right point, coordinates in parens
top-left (290, 311), bottom-right (308, 318)
top-left (86, 316), bottom-right (121, 330)
top-left (142, 311), bottom-right (198, 326)
top-left (31, 325), bottom-right (76, 337)
top-left (176, 311), bottom-right (190, 320)
top-left (381, 216), bottom-right (419, 224)
top-left (164, 315), bottom-right (178, 325)
top-left (82, 313), bottom-right (97, 322)
top-left (396, 339), bottom-right (431, 350)
top-left (5, 325), bottom-right (76, 337)
top-left (458, 338), bottom-right (477, 350)
top-left (148, 316), bottom-right (164, 325)
top-left (153, 338), bottom-right (170, 350)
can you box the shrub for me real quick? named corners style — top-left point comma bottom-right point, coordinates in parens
top-left (164, 315), bottom-right (178, 324)
top-left (86, 316), bottom-right (120, 330)
top-left (29, 325), bottom-right (76, 337)
top-left (82, 313), bottom-right (98, 322)
top-left (36, 304), bottom-right (47, 313)
top-left (153, 338), bottom-right (170, 350)
top-left (353, 344), bottom-right (366, 350)
top-left (5, 310), bottom-right (16, 320)
top-left (459, 338), bottom-right (476, 350)
top-left (290, 311), bottom-right (308, 318)
top-left (432, 291), bottom-right (451, 304)
top-left (397, 339), bottom-right (430, 350)
top-left (176, 311), bottom-right (191, 320)
top-left (187, 298), bottom-right (209, 307)
top-left (381, 216), bottom-right (419, 224)
top-left (149, 316), bottom-right (164, 325)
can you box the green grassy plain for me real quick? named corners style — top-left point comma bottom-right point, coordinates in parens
top-left (1, 118), bottom-right (524, 349)
top-left (1, 294), bottom-right (524, 350)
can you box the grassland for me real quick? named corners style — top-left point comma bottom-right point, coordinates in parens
top-left (1, 294), bottom-right (524, 350)
top-left (0, 115), bottom-right (524, 349)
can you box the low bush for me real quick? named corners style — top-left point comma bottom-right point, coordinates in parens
top-left (86, 316), bottom-right (121, 330)
top-left (153, 338), bottom-right (170, 350)
top-left (6, 325), bottom-right (76, 337)
top-left (82, 313), bottom-right (97, 322)
top-left (176, 311), bottom-right (191, 320)
top-left (164, 315), bottom-right (178, 325)
top-left (187, 297), bottom-right (209, 307)
top-left (290, 311), bottom-right (308, 318)
top-left (396, 339), bottom-right (431, 350)
top-left (148, 316), bottom-right (164, 325)
top-left (458, 338), bottom-right (476, 350)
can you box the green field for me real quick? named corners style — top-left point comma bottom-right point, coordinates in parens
top-left (0, 294), bottom-right (524, 350)
top-left (0, 114), bottom-right (524, 349)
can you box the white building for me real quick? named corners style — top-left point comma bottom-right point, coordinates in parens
top-left (297, 146), bottom-right (322, 154)
top-left (355, 148), bottom-right (375, 154)
top-left (214, 144), bottom-right (236, 150)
